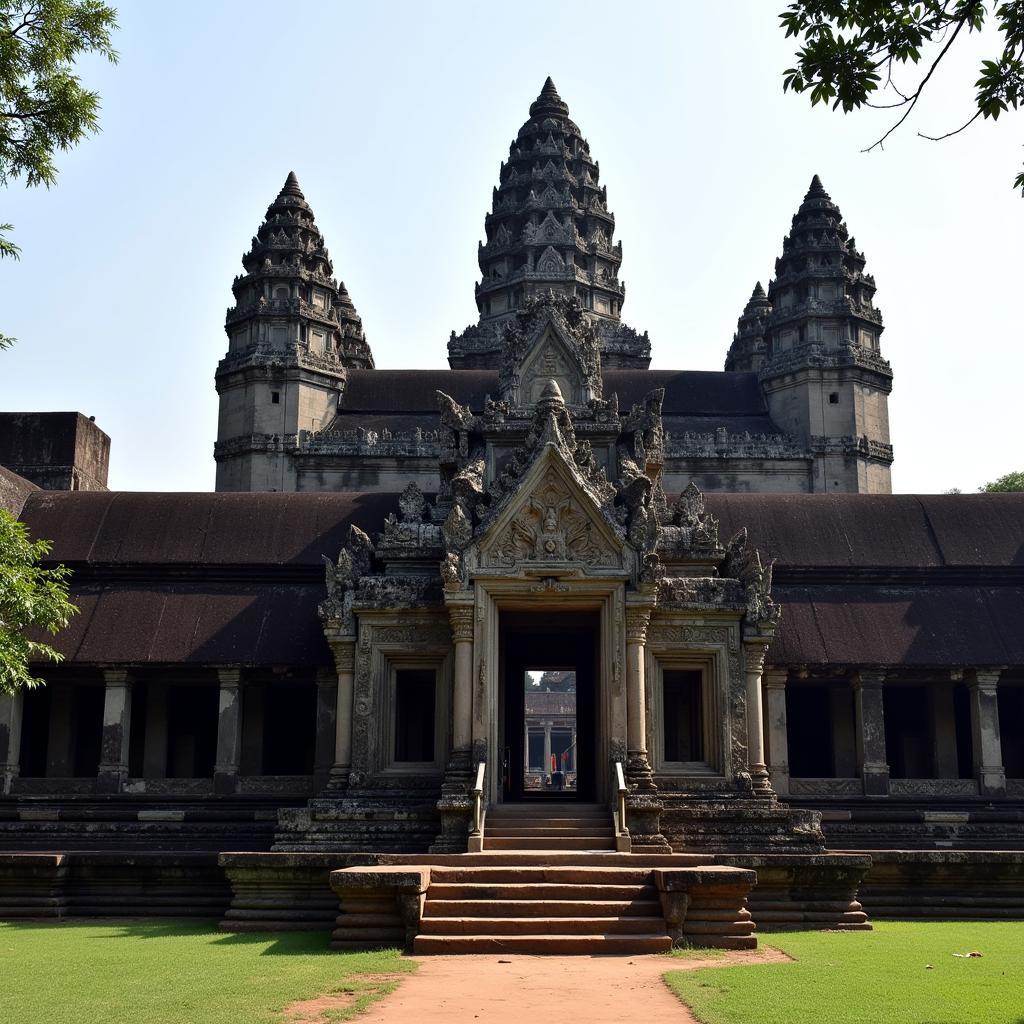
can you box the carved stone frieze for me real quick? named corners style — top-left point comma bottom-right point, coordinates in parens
top-left (485, 465), bottom-right (619, 569)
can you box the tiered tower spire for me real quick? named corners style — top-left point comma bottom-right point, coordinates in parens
top-left (725, 282), bottom-right (770, 373)
top-left (226, 172), bottom-right (372, 369)
top-left (756, 175), bottom-right (894, 492)
top-left (448, 78), bottom-right (649, 369)
top-left (214, 173), bottom-right (373, 491)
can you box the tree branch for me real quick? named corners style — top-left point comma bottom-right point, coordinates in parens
top-left (863, 15), bottom-right (971, 153)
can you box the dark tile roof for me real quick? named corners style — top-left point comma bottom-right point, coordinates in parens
top-left (704, 493), bottom-right (1024, 569)
top-left (0, 463), bottom-right (38, 516)
top-left (19, 490), bottom-right (397, 566)
top-left (338, 369), bottom-right (773, 419)
top-left (770, 584), bottom-right (1024, 667)
top-left (48, 584), bottom-right (331, 666)
top-left (19, 488), bottom-right (1024, 669)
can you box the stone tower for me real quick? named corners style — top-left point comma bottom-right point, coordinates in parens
top-left (448, 78), bottom-right (650, 369)
top-left (757, 176), bottom-right (894, 493)
top-left (214, 172), bottom-right (373, 492)
top-left (725, 282), bottom-right (770, 373)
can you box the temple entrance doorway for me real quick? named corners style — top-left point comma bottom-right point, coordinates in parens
top-left (500, 610), bottom-right (598, 802)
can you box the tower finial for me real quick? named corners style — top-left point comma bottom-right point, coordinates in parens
top-left (278, 171), bottom-right (305, 201)
top-left (529, 76), bottom-right (569, 117)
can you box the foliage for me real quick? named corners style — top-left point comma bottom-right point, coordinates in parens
top-left (979, 469), bottom-right (1024, 490)
top-left (780, 1), bottom-right (1024, 194)
top-left (665, 920), bottom-right (1024, 1024)
top-left (0, 507), bottom-right (76, 694)
top-left (0, 921), bottom-right (413, 1024)
top-left (1, 0), bottom-right (119, 338)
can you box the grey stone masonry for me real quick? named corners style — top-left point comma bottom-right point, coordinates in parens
top-left (970, 668), bottom-right (1006, 797)
top-left (97, 670), bottom-right (132, 792)
top-left (214, 669), bottom-right (243, 794)
top-left (449, 78), bottom-right (650, 369)
top-left (853, 670), bottom-right (890, 796)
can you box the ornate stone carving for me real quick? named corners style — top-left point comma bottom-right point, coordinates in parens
top-left (624, 606), bottom-right (651, 644)
top-left (488, 465), bottom-right (616, 568)
top-left (321, 525), bottom-right (375, 635)
top-left (447, 606), bottom-right (474, 643)
top-left (723, 527), bottom-right (779, 630)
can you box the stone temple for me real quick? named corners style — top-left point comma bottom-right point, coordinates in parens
top-left (1, 79), bottom-right (1022, 951)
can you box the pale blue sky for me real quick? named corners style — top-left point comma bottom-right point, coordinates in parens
top-left (0, 1), bottom-right (1020, 492)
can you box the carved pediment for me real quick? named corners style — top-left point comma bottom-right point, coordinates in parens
top-left (477, 445), bottom-right (624, 572)
top-left (498, 294), bottom-right (603, 407)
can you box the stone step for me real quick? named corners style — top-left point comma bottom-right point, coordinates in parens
top-left (419, 915), bottom-right (666, 935)
top-left (426, 882), bottom-right (656, 902)
top-left (489, 803), bottom-right (607, 815)
top-left (483, 836), bottom-right (616, 851)
top-left (413, 933), bottom-right (673, 955)
top-left (487, 823), bottom-right (614, 831)
top-left (423, 898), bottom-right (663, 918)
top-left (429, 867), bottom-right (656, 885)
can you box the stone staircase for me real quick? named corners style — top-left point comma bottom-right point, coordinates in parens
top-left (482, 802), bottom-right (617, 851)
top-left (413, 864), bottom-right (671, 953)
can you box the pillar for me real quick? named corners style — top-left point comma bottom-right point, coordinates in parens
top-left (853, 670), bottom-right (889, 796)
top-left (314, 667), bottom-right (337, 793)
top-left (97, 669), bottom-right (132, 792)
top-left (0, 690), bottom-right (24, 795)
top-left (448, 604), bottom-right (474, 774)
top-left (743, 642), bottom-right (772, 796)
top-left (930, 681), bottom-right (960, 779)
top-left (46, 683), bottom-right (74, 777)
top-left (543, 721), bottom-right (552, 776)
top-left (142, 680), bottom-right (168, 779)
top-left (328, 639), bottom-right (355, 788)
top-left (213, 668), bottom-right (243, 794)
top-left (969, 668), bottom-right (1006, 797)
top-left (624, 603), bottom-right (659, 791)
top-left (762, 668), bottom-right (789, 797)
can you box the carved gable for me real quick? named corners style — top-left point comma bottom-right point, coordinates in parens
top-left (519, 325), bottom-right (584, 406)
top-left (477, 444), bottom-right (624, 572)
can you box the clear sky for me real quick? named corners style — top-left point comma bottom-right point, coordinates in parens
top-left (0, 1), bottom-right (1020, 493)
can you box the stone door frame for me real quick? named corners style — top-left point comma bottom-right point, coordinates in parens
top-left (471, 572), bottom-right (629, 807)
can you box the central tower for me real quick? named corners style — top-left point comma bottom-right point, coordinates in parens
top-left (448, 78), bottom-right (650, 370)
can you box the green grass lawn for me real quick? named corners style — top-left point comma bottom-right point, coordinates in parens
top-left (0, 921), bottom-right (413, 1024)
top-left (665, 921), bottom-right (1024, 1024)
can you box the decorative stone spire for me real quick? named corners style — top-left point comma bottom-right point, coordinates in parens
top-left (725, 282), bottom-right (771, 373)
top-left (449, 78), bottom-right (649, 370)
top-left (757, 176), bottom-right (894, 492)
top-left (762, 175), bottom-right (886, 372)
top-left (225, 172), bottom-right (373, 369)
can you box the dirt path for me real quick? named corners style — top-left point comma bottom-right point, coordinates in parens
top-left (354, 949), bottom-right (788, 1024)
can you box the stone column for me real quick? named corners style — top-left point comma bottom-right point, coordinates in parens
top-left (433, 602), bottom-right (476, 854)
top-left (623, 603), bottom-right (664, 847)
top-left (969, 668), bottom-right (1006, 797)
top-left (762, 668), bottom-right (790, 797)
top-left (853, 670), bottom-right (889, 796)
top-left (97, 669), bottom-right (132, 792)
top-left (930, 680), bottom-right (960, 780)
top-left (313, 668), bottom-right (338, 794)
top-left (213, 668), bottom-right (243, 795)
top-left (543, 721), bottom-right (552, 776)
top-left (743, 642), bottom-right (773, 796)
top-left (328, 640), bottom-right (356, 789)
top-left (46, 683), bottom-right (74, 777)
top-left (0, 690), bottom-right (24, 795)
top-left (142, 681), bottom-right (168, 779)
top-left (448, 605), bottom-right (475, 774)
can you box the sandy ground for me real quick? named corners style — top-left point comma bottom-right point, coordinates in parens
top-left (349, 948), bottom-right (789, 1024)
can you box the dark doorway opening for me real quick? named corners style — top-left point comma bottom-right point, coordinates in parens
top-left (501, 610), bottom-right (598, 802)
